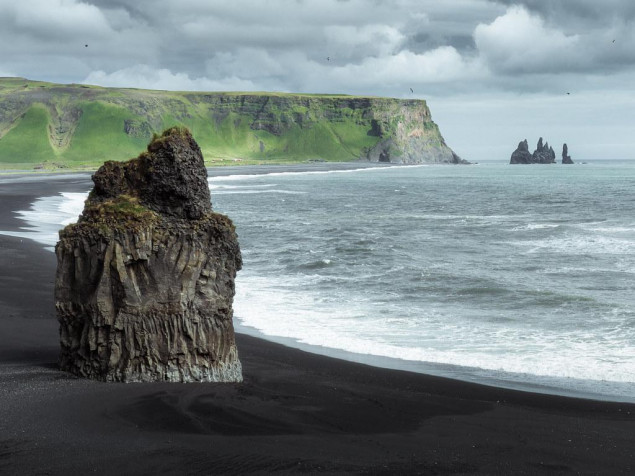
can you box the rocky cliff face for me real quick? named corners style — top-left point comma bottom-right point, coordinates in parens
top-left (185, 94), bottom-right (467, 164)
top-left (55, 128), bottom-right (243, 382)
top-left (0, 78), bottom-right (464, 168)
top-left (359, 99), bottom-right (467, 164)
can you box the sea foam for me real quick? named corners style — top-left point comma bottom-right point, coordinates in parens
top-left (3, 163), bottom-right (635, 402)
top-left (0, 192), bottom-right (87, 250)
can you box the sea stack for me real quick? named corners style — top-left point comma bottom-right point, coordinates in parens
top-left (562, 143), bottom-right (574, 164)
top-left (510, 139), bottom-right (534, 164)
top-left (532, 138), bottom-right (556, 164)
top-left (54, 127), bottom-right (243, 382)
top-left (510, 137), bottom-right (561, 164)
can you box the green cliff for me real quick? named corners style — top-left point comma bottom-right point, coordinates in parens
top-left (0, 77), bottom-right (463, 170)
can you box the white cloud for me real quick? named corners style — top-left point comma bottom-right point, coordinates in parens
top-left (325, 46), bottom-right (485, 87)
top-left (324, 24), bottom-right (405, 59)
top-left (83, 65), bottom-right (257, 91)
top-left (205, 48), bottom-right (288, 80)
top-left (9, 0), bottom-right (113, 39)
top-left (474, 5), bottom-right (579, 74)
top-left (100, 5), bottom-right (140, 31)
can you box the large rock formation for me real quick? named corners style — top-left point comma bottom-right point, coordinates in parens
top-left (55, 127), bottom-right (243, 382)
top-left (0, 78), bottom-right (464, 168)
top-left (562, 143), bottom-right (574, 164)
top-left (510, 137), bottom-right (559, 164)
top-left (532, 138), bottom-right (556, 164)
top-left (510, 139), bottom-right (534, 164)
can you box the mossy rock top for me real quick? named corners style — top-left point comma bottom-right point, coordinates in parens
top-left (85, 127), bottom-right (212, 221)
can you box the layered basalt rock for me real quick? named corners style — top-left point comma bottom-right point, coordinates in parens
top-left (55, 127), bottom-right (243, 382)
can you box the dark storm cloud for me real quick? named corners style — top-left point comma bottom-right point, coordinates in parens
top-left (494, 0), bottom-right (635, 72)
top-left (0, 0), bottom-right (159, 79)
top-left (2, 0), bottom-right (635, 159)
top-left (2, 0), bottom-right (635, 94)
top-left (406, 32), bottom-right (476, 55)
top-left (73, 0), bottom-right (496, 92)
top-left (470, 1), bottom-right (635, 78)
top-left (492, 0), bottom-right (635, 23)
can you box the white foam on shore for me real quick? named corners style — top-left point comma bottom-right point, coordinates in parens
top-left (213, 189), bottom-right (306, 195)
top-left (207, 164), bottom-right (428, 182)
top-left (233, 273), bottom-right (635, 394)
top-left (4, 178), bottom-right (634, 402)
top-left (0, 192), bottom-right (87, 250)
top-left (209, 183), bottom-right (278, 190)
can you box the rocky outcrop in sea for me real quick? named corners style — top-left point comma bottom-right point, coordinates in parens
top-left (54, 127), bottom-right (243, 382)
top-left (562, 143), bottom-right (574, 164)
top-left (510, 137), bottom-right (565, 164)
top-left (510, 139), bottom-right (534, 164)
top-left (533, 138), bottom-right (556, 164)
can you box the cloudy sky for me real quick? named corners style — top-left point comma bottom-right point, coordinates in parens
top-left (1, 0), bottom-right (634, 160)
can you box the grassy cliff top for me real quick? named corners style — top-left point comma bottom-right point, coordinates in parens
top-left (0, 77), bottom-right (404, 100)
top-left (0, 77), bottom-right (456, 171)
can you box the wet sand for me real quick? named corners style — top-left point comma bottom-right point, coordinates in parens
top-left (0, 173), bottom-right (634, 475)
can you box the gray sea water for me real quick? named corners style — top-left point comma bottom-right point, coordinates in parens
top-left (3, 161), bottom-right (634, 401)
top-left (210, 161), bottom-right (635, 402)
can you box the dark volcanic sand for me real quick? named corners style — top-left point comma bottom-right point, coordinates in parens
top-left (0, 174), bottom-right (634, 475)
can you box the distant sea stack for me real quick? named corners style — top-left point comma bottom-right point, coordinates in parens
top-left (510, 139), bottom-right (534, 164)
top-left (0, 77), bottom-right (465, 168)
top-left (510, 137), bottom-right (568, 164)
top-left (55, 127), bottom-right (243, 382)
top-left (562, 143), bottom-right (574, 164)
top-left (532, 138), bottom-right (556, 164)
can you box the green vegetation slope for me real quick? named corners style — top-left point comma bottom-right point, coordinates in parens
top-left (0, 77), bottom-right (463, 170)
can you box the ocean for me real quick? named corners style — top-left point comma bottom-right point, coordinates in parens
top-left (3, 161), bottom-right (634, 402)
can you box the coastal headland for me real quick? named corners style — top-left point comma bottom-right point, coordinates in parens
top-left (0, 77), bottom-right (464, 171)
top-left (55, 128), bottom-right (243, 383)
top-left (0, 172), bottom-right (634, 475)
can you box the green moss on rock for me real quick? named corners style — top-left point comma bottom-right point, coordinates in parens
top-left (81, 195), bottom-right (157, 229)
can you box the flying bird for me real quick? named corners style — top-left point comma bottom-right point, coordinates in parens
top-left (327, 56), bottom-right (330, 61)
top-left (566, 92), bottom-right (570, 95)
top-left (85, 44), bottom-right (88, 47)
top-left (410, 88), bottom-right (413, 93)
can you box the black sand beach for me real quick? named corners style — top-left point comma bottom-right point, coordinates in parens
top-left (1, 174), bottom-right (634, 475)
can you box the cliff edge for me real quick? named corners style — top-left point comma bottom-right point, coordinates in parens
top-left (54, 127), bottom-right (243, 382)
top-left (0, 78), bottom-right (464, 168)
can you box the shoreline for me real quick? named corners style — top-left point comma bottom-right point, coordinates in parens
top-left (234, 322), bottom-right (635, 405)
top-left (1, 165), bottom-right (633, 404)
top-left (0, 159), bottom-right (407, 178)
top-left (1, 176), bottom-right (635, 474)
